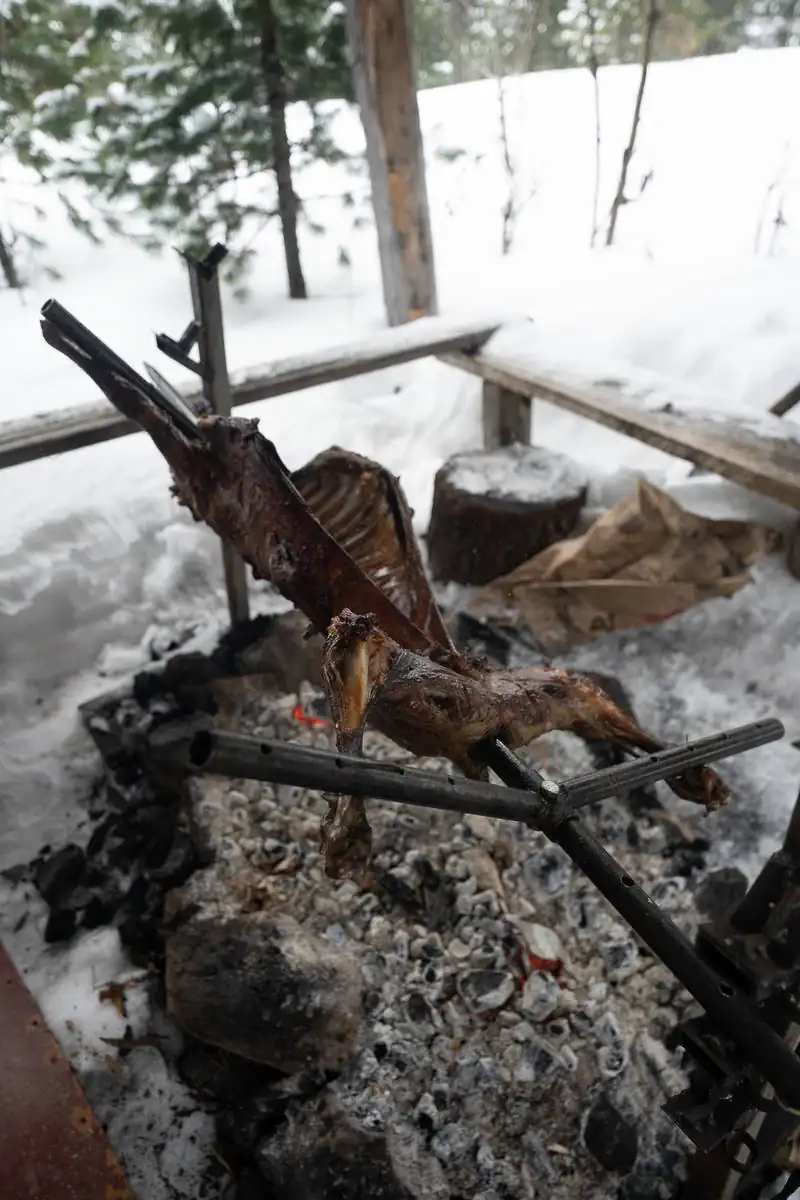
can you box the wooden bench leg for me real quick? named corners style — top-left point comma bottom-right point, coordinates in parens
top-left (482, 380), bottom-right (532, 449)
top-left (788, 517), bottom-right (800, 581)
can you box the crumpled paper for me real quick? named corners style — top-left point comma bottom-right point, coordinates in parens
top-left (469, 478), bottom-right (781, 653)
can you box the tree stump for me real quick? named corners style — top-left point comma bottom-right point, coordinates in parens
top-left (427, 444), bottom-right (588, 585)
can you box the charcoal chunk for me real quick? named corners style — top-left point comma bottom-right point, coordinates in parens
top-left (257, 1093), bottom-right (420, 1200)
top-left (44, 908), bottom-right (77, 943)
top-left (33, 844), bottom-right (86, 906)
top-left (583, 1093), bottom-right (638, 1173)
top-left (695, 866), bottom-right (749, 918)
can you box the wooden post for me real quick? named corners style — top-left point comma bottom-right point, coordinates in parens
top-left (187, 254), bottom-right (251, 627)
top-left (771, 379), bottom-right (800, 418)
top-left (788, 517), bottom-right (800, 582)
top-left (345, 0), bottom-right (438, 326)
top-left (482, 380), bottom-right (531, 449)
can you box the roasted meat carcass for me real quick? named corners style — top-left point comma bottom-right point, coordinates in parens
top-left (319, 608), bottom-right (728, 878)
top-left (41, 313), bottom-right (731, 884)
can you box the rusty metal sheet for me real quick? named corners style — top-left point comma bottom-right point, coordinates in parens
top-left (0, 941), bottom-right (135, 1200)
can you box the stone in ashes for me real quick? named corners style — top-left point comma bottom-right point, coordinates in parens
top-left (457, 969), bottom-right (517, 1014)
top-left (519, 970), bottom-right (560, 1022)
top-left (166, 908), bottom-right (363, 1073)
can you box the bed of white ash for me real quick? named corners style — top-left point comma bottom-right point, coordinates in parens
top-left (145, 670), bottom-right (722, 1200)
top-left (4, 570), bottom-right (796, 1199)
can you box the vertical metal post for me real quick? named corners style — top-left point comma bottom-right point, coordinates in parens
top-left (185, 250), bottom-right (251, 627)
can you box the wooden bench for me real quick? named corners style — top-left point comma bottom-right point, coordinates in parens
top-left (0, 315), bottom-right (501, 471)
top-left (442, 342), bottom-right (800, 580)
top-left (6, 311), bottom-right (799, 613)
top-left (441, 346), bottom-right (800, 512)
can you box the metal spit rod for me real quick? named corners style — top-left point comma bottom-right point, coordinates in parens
top-left (147, 717), bottom-right (784, 825)
top-left (561, 719), bottom-right (784, 808)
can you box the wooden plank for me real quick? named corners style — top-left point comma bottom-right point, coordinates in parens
top-left (0, 942), bottom-right (136, 1200)
top-left (482, 380), bottom-right (532, 449)
top-left (189, 253), bottom-right (251, 627)
top-left (2, 316), bottom-right (498, 471)
top-left (345, 0), bottom-right (437, 325)
top-left (771, 379), bottom-right (800, 417)
top-left (442, 349), bottom-right (800, 510)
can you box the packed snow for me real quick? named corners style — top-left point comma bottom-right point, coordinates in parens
top-left (1, 44), bottom-right (800, 1200)
top-left (448, 443), bottom-right (589, 503)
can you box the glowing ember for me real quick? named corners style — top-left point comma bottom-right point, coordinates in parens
top-left (291, 704), bottom-right (332, 729)
top-left (642, 609), bottom-right (684, 626)
top-left (527, 952), bottom-right (563, 977)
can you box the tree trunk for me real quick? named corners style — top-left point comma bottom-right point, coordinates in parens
top-left (0, 227), bottom-right (22, 290)
top-left (605, 0), bottom-right (660, 247)
top-left (346, 0), bottom-right (437, 326)
top-left (585, 0), bottom-right (602, 249)
top-left (260, 0), bottom-right (307, 300)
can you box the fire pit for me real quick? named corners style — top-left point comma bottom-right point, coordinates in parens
top-left (68, 644), bottom-right (719, 1198)
top-left (23, 298), bottom-right (800, 1200)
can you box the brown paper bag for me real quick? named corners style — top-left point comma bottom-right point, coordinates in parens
top-left (470, 478), bottom-right (781, 652)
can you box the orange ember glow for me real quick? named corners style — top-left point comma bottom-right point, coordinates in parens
top-left (642, 609), bottom-right (684, 626)
top-left (291, 704), bottom-right (332, 729)
top-left (527, 953), bottom-right (563, 977)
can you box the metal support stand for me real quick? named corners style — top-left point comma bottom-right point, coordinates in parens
top-left (155, 243), bottom-right (250, 627)
top-left (674, 787), bottom-right (800, 1199)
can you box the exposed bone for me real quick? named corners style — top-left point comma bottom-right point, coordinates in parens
top-left (319, 613), bottom-right (385, 878)
top-left (291, 447), bottom-right (454, 650)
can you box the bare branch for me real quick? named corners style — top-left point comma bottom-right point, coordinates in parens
top-left (497, 76), bottom-right (516, 256)
top-left (605, 0), bottom-right (661, 247)
top-left (768, 193), bottom-right (787, 257)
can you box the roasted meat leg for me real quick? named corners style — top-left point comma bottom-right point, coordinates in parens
top-left (319, 611), bottom-right (729, 878)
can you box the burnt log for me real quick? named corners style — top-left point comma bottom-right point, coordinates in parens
top-left (426, 444), bottom-right (588, 585)
top-left (257, 1090), bottom-right (443, 1199)
top-left (165, 907), bottom-right (364, 1073)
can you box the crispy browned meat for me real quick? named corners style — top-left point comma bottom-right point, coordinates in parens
top-left (319, 613), bottom-right (387, 879)
top-left (319, 610), bottom-right (728, 876)
top-left (41, 321), bottom-right (731, 885)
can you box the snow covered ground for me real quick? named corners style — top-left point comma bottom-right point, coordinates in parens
top-left (1, 45), bottom-right (800, 1198)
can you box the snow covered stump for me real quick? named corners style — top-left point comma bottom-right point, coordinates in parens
top-left (427, 445), bottom-right (588, 586)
